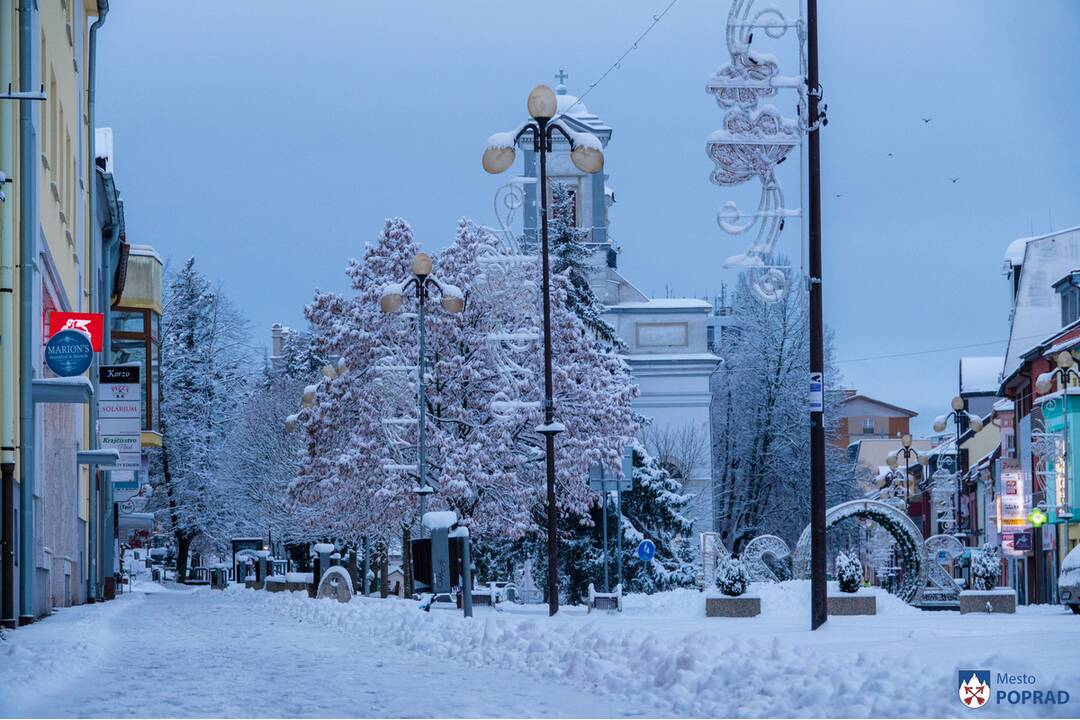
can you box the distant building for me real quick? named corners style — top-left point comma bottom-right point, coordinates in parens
top-left (834, 392), bottom-right (918, 449)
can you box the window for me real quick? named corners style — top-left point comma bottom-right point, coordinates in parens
top-left (111, 307), bottom-right (162, 433)
top-left (862, 418), bottom-right (875, 434)
top-left (1062, 287), bottom-right (1080, 327)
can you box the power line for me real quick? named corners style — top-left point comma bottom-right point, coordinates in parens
top-left (836, 331), bottom-right (1058, 364)
top-left (558, 0), bottom-right (680, 117)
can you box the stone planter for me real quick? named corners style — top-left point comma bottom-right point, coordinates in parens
top-left (244, 579), bottom-right (264, 591)
top-left (706, 595), bottom-right (761, 617)
top-left (828, 592), bottom-right (876, 615)
top-left (264, 579), bottom-right (310, 594)
top-left (960, 589), bottom-right (1017, 614)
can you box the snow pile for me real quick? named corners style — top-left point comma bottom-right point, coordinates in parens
top-left (238, 583), bottom-right (1008, 718)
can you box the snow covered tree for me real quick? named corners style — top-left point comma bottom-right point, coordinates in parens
top-left (150, 258), bottom-right (250, 580)
top-left (288, 218), bottom-right (639, 555)
top-left (971, 543), bottom-right (1001, 590)
top-left (710, 264), bottom-right (863, 552)
top-left (549, 181), bottom-right (624, 350)
top-left (836, 550), bottom-right (862, 593)
top-left (717, 555), bottom-right (750, 596)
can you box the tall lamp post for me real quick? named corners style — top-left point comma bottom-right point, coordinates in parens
top-left (886, 433), bottom-right (924, 527)
top-left (482, 84), bottom-right (604, 616)
top-left (1034, 350), bottom-right (1078, 592)
top-left (379, 252), bottom-right (465, 536)
top-left (932, 396), bottom-right (985, 543)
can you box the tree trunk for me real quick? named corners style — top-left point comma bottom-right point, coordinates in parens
top-left (175, 531), bottom-right (191, 583)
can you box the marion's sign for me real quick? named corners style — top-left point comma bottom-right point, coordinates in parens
top-left (44, 329), bottom-right (94, 377)
top-left (49, 311), bottom-right (104, 351)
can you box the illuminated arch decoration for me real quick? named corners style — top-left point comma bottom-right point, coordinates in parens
top-left (741, 534), bottom-right (792, 582)
top-left (792, 499), bottom-right (928, 603)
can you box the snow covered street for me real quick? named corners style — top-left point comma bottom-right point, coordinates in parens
top-left (3, 581), bottom-right (1079, 718)
top-left (0, 583), bottom-right (630, 719)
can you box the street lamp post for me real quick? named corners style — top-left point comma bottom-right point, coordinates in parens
top-left (932, 396), bottom-right (985, 543)
top-left (483, 84), bottom-right (604, 616)
top-left (379, 253), bottom-right (465, 538)
top-left (886, 433), bottom-right (924, 522)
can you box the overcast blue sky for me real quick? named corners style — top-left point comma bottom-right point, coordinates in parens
top-left (95, 1), bottom-right (1080, 434)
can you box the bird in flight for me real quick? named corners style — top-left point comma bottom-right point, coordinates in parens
top-left (921, 117), bottom-right (933, 124)
top-left (949, 177), bottom-right (960, 184)
top-left (887, 152), bottom-right (894, 157)
top-left (834, 193), bottom-right (844, 198)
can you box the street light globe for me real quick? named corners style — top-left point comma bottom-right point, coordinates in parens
top-left (321, 364), bottom-right (336, 380)
top-left (571, 145), bottom-right (604, 174)
top-left (302, 384), bottom-right (318, 409)
top-left (527, 84), bottom-right (557, 120)
top-left (933, 417), bottom-right (947, 433)
top-left (379, 290), bottom-right (404, 313)
top-left (951, 396), bottom-right (964, 412)
top-left (335, 357), bottom-right (348, 375)
top-left (886, 453), bottom-right (898, 470)
top-left (902, 433), bottom-right (913, 448)
top-left (1035, 372), bottom-right (1055, 394)
top-left (970, 416), bottom-right (984, 433)
top-left (482, 146), bottom-right (516, 174)
top-left (412, 252), bottom-right (433, 278)
top-left (441, 293), bottom-right (465, 314)
top-left (1057, 350), bottom-right (1075, 369)
top-left (284, 414), bottom-right (298, 432)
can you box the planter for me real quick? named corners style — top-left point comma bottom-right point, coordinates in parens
top-left (828, 592), bottom-right (876, 615)
top-left (264, 579), bottom-right (310, 594)
top-left (706, 595), bottom-right (761, 617)
top-left (244, 579), bottom-right (264, 591)
top-left (959, 589), bottom-right (1016, 614)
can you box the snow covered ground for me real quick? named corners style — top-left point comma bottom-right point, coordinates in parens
top-left (2, 580), bottom-right (1078, 718)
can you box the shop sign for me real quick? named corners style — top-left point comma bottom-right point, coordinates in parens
top-left (44, 329), bottom-right (94, 377)
top-left (98, 365), bottom-right (142, 472)
top-left (48, 311), bottom-right (104, 351)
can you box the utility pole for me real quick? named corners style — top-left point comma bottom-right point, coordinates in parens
top-left (807, 0), bottom-right (828, 631)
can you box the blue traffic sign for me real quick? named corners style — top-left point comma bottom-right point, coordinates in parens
top-left (45, 329), bottom-right (94, 377)
top-left (636, 539), bottom-right (656, 562)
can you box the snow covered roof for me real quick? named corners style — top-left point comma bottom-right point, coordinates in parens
top-left (992, 397), bottom-right (1014, 412)
top-left (836, 394), bottom-right (917, 418)
top-left (959, 356), bottom-right (1004, 395)
top-left (609, 299), bottom-right (713, 311)
top-left (1003, 227), bottom-right (1080, 381)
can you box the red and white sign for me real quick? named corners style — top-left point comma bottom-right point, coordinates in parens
top-left (48, 312), bottom-right (104, 352)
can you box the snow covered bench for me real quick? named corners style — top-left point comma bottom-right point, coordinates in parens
top-left (587, 583), bottom-right (622, 613)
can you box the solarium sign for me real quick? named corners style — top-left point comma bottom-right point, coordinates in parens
top-left (44, 329), bottom-right (94, 377)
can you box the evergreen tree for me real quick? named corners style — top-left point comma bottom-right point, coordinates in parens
top-left (549, 182), bottom-right (624, 350)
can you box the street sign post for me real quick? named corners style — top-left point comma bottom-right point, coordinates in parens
top-left (588, 447), bottom-right (635, 592)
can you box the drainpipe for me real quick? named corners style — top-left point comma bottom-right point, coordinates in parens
top-left (87, 0), bottom-right (109, 602)
top-left (0, 0), bottom-right (15, 627)
top-left (17, 0), bottom-right (35, 625)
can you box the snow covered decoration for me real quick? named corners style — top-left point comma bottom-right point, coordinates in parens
top-left (835, 551), bottom-right (862, 593)
top-left (716, 556), bottom-right (750, 597)
top-left (921, 534), bottom-right (964, 606)
top-left (706, 0), bottom-right (806, 304)
top-left (793, 499), bottom-right (928, 604)
top-left (971, 543), bottom-right (1001, 591)
top-left (928, 450), bottom-right (961, 535)
top-left (740, 534), bottom-right (791, 582)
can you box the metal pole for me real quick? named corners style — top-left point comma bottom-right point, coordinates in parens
top-left (616, 485), bottom-right (623, 590)
top-left (537, 119), bottom-right (560, 616)
top-left (807, 0), bottom-right (827, 632)
top-left (955, 414), bottom-right (964, 544)
top-left (601, 487), bottom-right (609, 592)
top-left (461, 534), bottom-right (473, 618)
top-left (361, 535), bottom-right (370, 596)
top-left (416, 279), bottom-right (428, 538)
